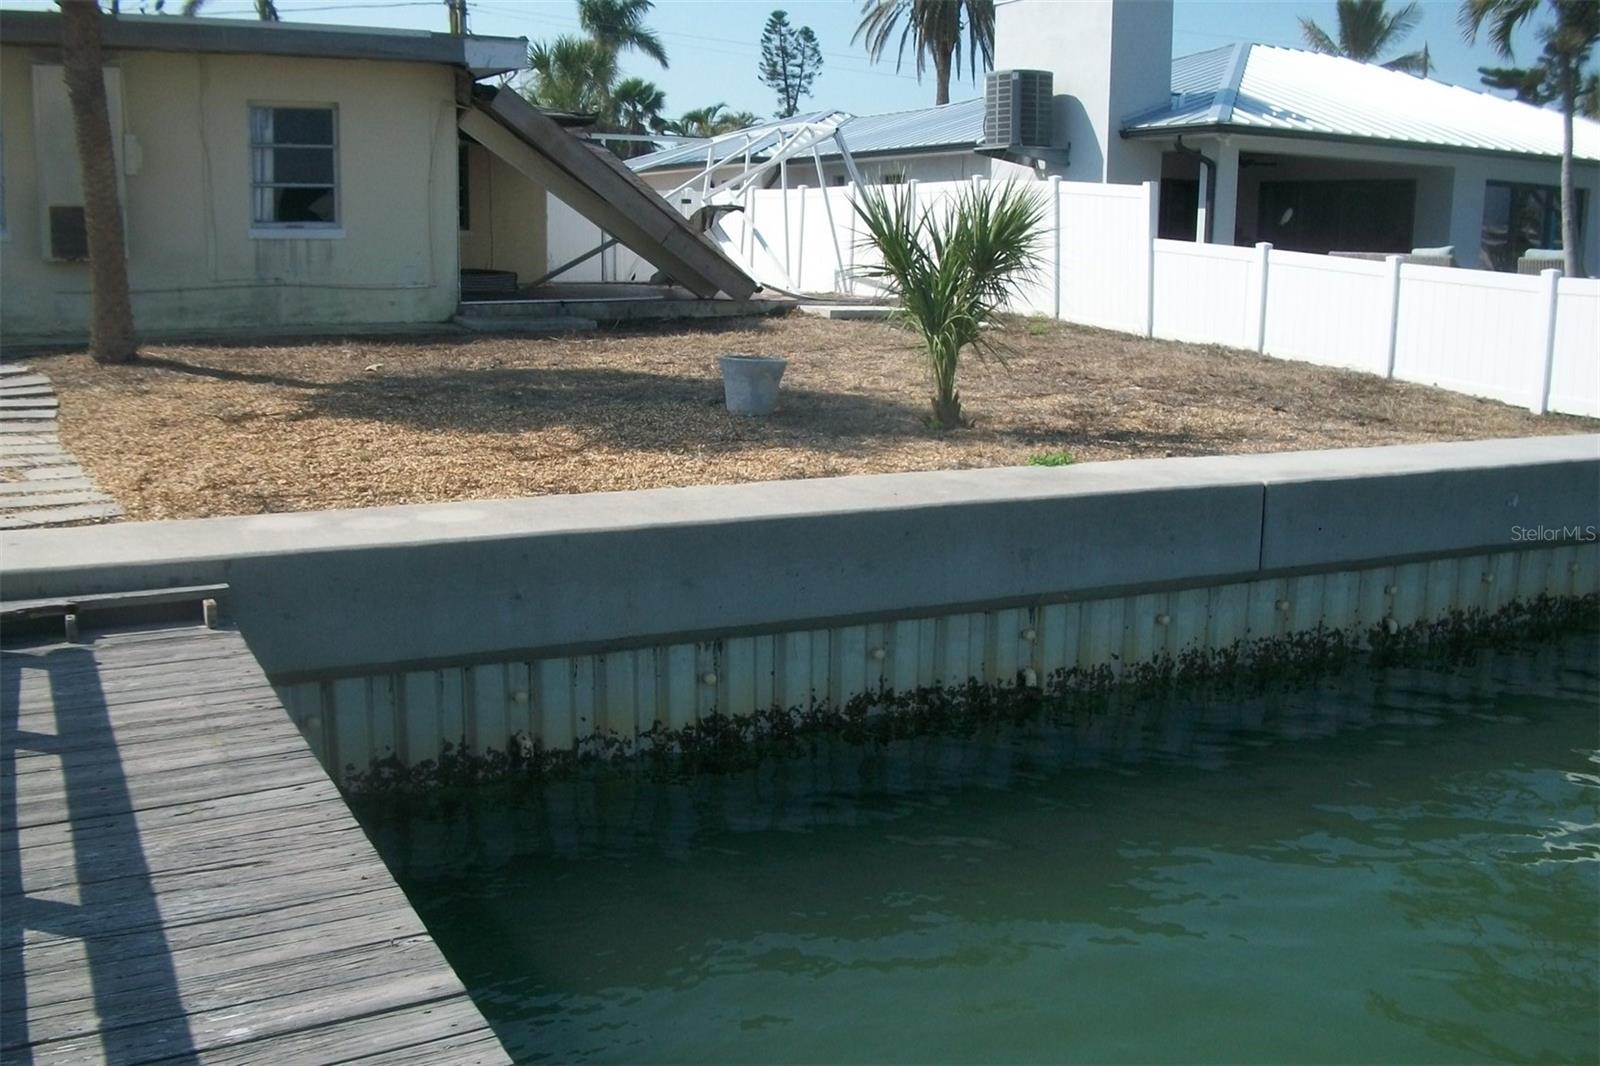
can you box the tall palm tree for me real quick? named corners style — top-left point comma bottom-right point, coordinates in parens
top-left (666, 103), bottom-right (760, 137)
top-left (527, 35), bottom-right (618, 116)
top-left (59, 0), bottom-right (135, 362)
top-left (578, 0), bottom-right (668, 68)
top-left (609, 76), bottom-right (667, 158)
top-left (1461, 0), bottom-right (1598, 277)
top-left (1300, 0), bottom-right (1432, 74)
top-left (853, 0), bottom-right (994, 106)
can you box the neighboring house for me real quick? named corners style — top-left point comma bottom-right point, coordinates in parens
top-left (1124, 41), bottom-right (1600, 273)
top-left (632, 0), bottom-right (1600, 275)
top-left (630, 98), bottom-right (1001, 196)
top-left (0, 11), bottom-right (749, 343)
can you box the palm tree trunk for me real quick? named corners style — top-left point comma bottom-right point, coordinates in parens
top-left (59, 0), bottom-right (136, 363)
top-left (934, 47), bottom-right (952, 106)
top-left (1559, 57), bottom-right (1581, 278)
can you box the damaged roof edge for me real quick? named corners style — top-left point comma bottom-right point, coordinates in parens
top-left (0, 9), bottom-right (529, 77)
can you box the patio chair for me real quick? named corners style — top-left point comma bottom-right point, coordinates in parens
top-left (1517, 249), bottom-right (1565, 274)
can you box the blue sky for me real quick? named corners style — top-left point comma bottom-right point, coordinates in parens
top-left (11, 0), bottom-right (1553, 119)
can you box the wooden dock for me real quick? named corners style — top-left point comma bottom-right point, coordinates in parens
top-left (0, 618), bottom-right (510, 1064)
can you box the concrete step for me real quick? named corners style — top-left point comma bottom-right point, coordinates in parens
top-left (452, 315), bottom-right (598, 336)
top-left (797, 303), bottom-right (897, 321)
top-left (0, 375), bottom-right (53, 391)
top-left (457, 296), bottom-right (790, 325)
top-left (0, 488), bottom-right (113, 509)
top-left (0, 477), bottom-right (95, 496)
top-left (0, 501), bottom-right (121, 528)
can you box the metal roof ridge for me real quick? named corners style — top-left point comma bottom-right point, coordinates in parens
top-left (1205, 42), bottom-right (1252, 126)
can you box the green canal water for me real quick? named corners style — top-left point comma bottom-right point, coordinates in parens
top-left (359, 635), bottom-right (1600, 1064)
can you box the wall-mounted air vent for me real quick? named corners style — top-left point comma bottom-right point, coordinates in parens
top-left (47, 206), bottom-right (88, 261)
top-left (983, 69), bottom-right (1053, 150)
top-left (32, 64), bottom-right (126, 262)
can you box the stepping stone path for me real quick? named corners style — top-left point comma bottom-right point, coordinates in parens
top-left (0, 362), bottom-right (123, 529)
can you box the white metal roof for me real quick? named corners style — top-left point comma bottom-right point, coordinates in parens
top-left (632, 43), bottom-right (1600, 173)
top-left (1126, 43), bottom-right (1600, 162)
top-left (628, 99), bottom-right (984, 173)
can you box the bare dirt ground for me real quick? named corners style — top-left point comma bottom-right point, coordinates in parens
top-left (34, 312), bottom-right (1594, 521)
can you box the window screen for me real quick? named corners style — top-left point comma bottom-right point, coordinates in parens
top-left (250, 106), bottom-right (337, 227)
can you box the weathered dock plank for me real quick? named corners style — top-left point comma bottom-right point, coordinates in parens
top-left (1, 622), bottom-right (509, 1064)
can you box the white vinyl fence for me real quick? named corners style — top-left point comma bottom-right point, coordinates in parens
top-left (546, 195), bottom-right (660, 284)
top-left (701, 176), bottom-right (1599, 418)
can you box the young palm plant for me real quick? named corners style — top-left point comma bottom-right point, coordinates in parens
top-left (853, 183), bottom-right (1046, 429)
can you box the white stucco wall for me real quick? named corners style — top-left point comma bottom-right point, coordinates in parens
top-left (459, 140), bottom-right (547, 283)
top-left (994, 0), bottom-right (1169, 185)
top-left (0, 45), bottom-right (465, 341)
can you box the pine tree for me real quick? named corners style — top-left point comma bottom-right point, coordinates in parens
top-left (759, 10), bottom-right (823, 119)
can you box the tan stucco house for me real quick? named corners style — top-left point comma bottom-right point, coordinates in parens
top-left (0, 11), bottom-right (751, 344)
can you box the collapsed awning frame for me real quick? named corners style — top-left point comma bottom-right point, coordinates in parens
top-left (460, 87), bottom-right (758, 301)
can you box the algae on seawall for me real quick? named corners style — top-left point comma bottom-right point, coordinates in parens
top-left (342, 592), bottom-right (1599, 799)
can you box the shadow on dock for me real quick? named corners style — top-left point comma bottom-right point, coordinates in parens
top-left (1, 642), bottom-right (198, 1063)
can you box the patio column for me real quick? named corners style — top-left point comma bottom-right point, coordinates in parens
top-left (1210, 139), bottom-right (1239, 246)
top-left (1447, 159), bottom-right (1488, 269)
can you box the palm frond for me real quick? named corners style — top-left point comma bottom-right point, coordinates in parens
top-left (578, 0), bottom-right (669, 67)
top-left (1299, 16), bottom-right (1341, 55)
top-left (1382, 46), bottom-right (1432, 75)
top-left (852, 182), bottom-right (1045, 427)
top-left (1459, 0), bottom-right (1541, 58)
top-left (853, 0), bottom-right (994, 97)
top-left (1383, 1), bottom-right (1424, 43)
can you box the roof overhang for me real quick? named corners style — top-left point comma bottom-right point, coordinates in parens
top-left (1120, 122), bottom-right (1600, 167)
top-left (0, 10), bottom-right (528, 78)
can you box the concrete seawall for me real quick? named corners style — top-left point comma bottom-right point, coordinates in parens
top-left (4, 435), bottom-right (1596, 677)
top-left (4, 436), bottom-right (1596, 784)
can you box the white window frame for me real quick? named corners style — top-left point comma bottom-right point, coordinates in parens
top-left (248, 103), bottom-right (342, 238)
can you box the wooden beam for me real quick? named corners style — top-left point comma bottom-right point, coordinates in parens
top-left (461, 90), bottom-right (757, 300)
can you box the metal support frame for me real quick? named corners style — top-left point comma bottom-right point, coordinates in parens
top-left (527, 236), bottom-right (622, 289)
top-left (658, 112), bottom-right (863, 212)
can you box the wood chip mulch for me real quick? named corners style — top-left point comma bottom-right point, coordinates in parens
top-left (30, 313), bottom-right (1595, 521)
